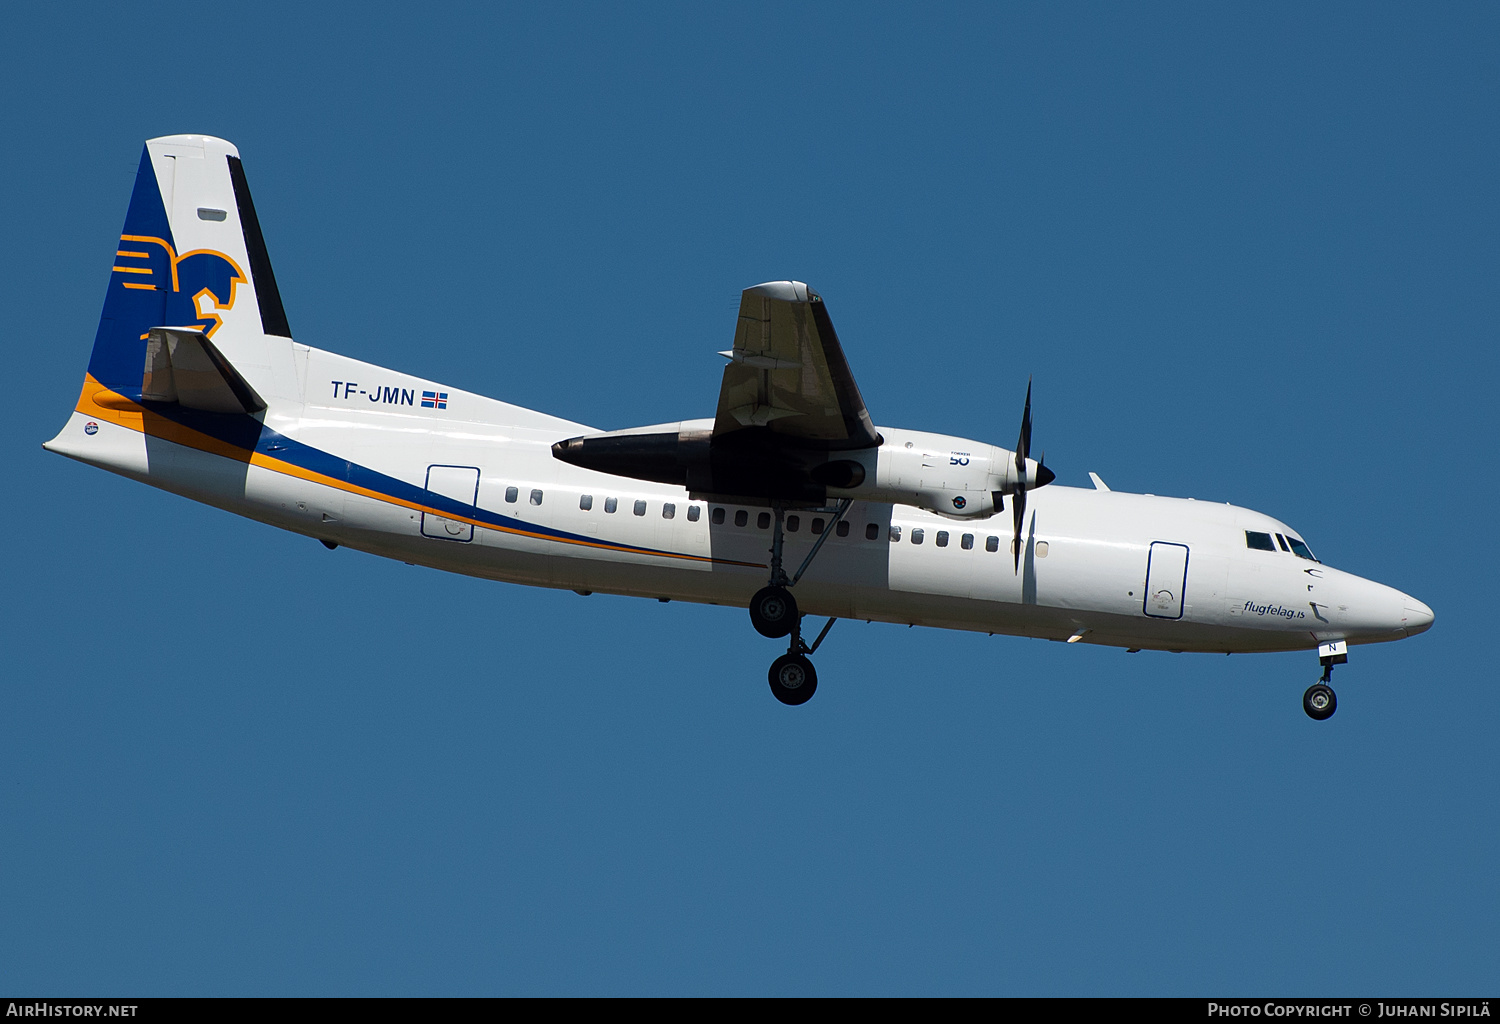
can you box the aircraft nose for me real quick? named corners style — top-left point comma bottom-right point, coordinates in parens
top-left (1403, 596), bottom-right (1435, 636)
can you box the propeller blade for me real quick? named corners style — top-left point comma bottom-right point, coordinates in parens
top-left (1012, 380), bottom-right (1033, 574)
top-left (1016, 379), bottom-right (1033, 466)
top-left (1012, 486), bottom-right (1026, 574)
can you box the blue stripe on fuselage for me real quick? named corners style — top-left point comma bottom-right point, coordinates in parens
top-left (138, 400), bottom-right (716, 560)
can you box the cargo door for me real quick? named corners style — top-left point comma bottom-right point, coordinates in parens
top-left (422, 464), bottom-right (479, 542)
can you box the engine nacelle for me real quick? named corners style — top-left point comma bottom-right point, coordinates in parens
top-left (830, 429), bottom-right (1048, 520)
top-left (553, 423), bottom-right (1051, 517)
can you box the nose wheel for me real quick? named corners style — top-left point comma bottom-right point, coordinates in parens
top-left (1303, 682), bottom-right (1337, 720)
top-left (1304, 641), bottom-right (1346, 720)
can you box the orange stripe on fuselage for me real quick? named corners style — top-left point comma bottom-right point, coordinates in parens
top-left (77, 376), bottom-right (253, 464)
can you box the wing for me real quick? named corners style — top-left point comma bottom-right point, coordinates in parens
top-left (712, 282), bottom-right (879, 450)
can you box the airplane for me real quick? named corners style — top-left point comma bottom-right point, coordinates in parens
top-left (44, 135), bottom-right (1434, 716)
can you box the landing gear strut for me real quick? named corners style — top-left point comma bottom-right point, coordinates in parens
top-left (751, 500), bottom-right (851, 704)
top-left (1304, 640), bottom-right (1346, 721)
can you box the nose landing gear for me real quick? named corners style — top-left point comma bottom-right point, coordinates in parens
top-left (1304, 640), bottom-right (1347, 720)
top-left (751, 501), bottom-right (851, 705)
top-left (1303, 681), bottom-right (1337, 720)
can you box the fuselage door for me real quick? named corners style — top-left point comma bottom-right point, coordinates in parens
top-left (422, 464), bottom-right (480, 542)
top-left (1144, 541), bottom-right (1189, 619)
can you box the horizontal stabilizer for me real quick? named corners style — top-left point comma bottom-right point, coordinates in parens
top-left (141, 328), bottom-right (266, 414)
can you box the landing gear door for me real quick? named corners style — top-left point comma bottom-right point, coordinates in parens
top-left (422, 465), bottom-right (479, 542)
top-left (1144, 541), bottom-right (1189, 619)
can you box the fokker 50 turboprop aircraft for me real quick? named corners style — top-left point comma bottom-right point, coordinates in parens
top-left (46, 136), bottom-right (1433, 714)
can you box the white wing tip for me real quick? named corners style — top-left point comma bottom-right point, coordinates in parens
top-left (745, 281), bottom-right (815, 302)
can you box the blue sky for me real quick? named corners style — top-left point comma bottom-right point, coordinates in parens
top-left (2, 2), bottom-right (1495, 995)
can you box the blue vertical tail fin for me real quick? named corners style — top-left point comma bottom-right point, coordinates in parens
top-left (85, 135), bottom-right (292, 399)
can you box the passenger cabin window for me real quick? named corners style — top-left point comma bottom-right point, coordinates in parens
top-left (687, 506), bottom-right (701, 522)
top-left (1287, 536), bottom-right (1318, 561)
top-left (712, 507), bottom-right (725, 525)
top-left (633, 500), bottom-right (647, 516)
top-left (604, 497), bottom-right (618, 513)
top-left (504, 486), bottom-right (518, 503)
top-left (1245, 531), bottom-right (1276, 551)
top-left (935, 530), bottom-right (949, 547)
top-left (757, 512), bottom-right (771, 529)
top-left (530, 489), bottom-right (543, 506)
top-left (986, 535), bottom-right (999, 552)
top-left (961, 533), bottom-right (974, 550)
top-left (786, 515), bottom-right (800, 532)
top-left (911, 528), bottom-right (925, 545)
top-left (836, 521), bottom-right (850, 537)
top-left (866, 523), bottom-right (880, 540)
top-left (579, 494), bottom-right (593, 511)
top-left (662, 503), bottom-right (675, 519)
top-left (889, 526), bottom-right (902, 542)
top-left (734, 510), bottom-right (748, 527)
top-left (812, 518), bottom-right (825, 535)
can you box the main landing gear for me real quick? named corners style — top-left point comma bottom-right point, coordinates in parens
top-left (749, 585), bottom-right (797, 638)
top-left (768, 616), bottom-right (839, 705)
top-left (1304, 641), bottom-right (1347, 721)
top-left (751, 500), bottom-right (851, 705)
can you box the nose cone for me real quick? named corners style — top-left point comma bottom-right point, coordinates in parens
top-left (1403, 596), bottom-right (1435, 637)
top-left (1319, 569), bottom-right (1431, 644)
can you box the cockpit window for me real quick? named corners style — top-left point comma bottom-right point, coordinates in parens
top-left (1286, 536), bottom-right (1318, 561)
top-left (1245, 531), bottom-right (1276, 551)
top-left (1275, 533), bottom-right (1291, 552)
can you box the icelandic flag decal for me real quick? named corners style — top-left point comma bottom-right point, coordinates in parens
top-left (421, 391), bottom-right (448, 410)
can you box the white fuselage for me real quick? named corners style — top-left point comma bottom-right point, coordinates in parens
top-left (47, 341), bottom-right (1432, 656)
